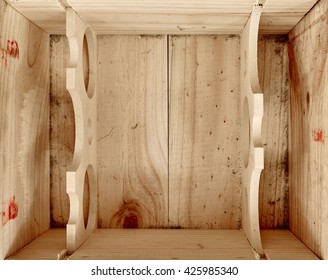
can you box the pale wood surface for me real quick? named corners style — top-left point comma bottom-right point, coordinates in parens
top-left (97, 35), bottom-right (168, 228)
top-left (4, 0), bottom-right (319, 34)
top-left (288, 0), bottom-right (328, 260)
top-left (0, 0), bottom-right (50, 259)
top-left (258, 35), bottom-right (289, 229)
top-left (65, 8), bottom-right (98, 254)
top-left (7, 229), bottom-right (66, 260)
top-left (240, 6), bottom-right (264, 256)
top-left (50, 35), bottom-right (72, 227)
top-left (169, 35), bottom-right (241, 229)
top-left (261, 230), bottom-right (319, 260)
top-left (69, 229), bottom-right (256, 260)
top-left (7, 229), bottom-right (320, 260)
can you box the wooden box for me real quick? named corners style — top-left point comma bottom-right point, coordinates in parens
top-left (0, 0), bottom-right (327, 260)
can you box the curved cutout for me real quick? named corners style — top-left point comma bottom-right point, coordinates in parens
top-left (83, 170), bottom-right (90, 229)
top-left (82, 27), bottom-right (96, 99)
top-left (85, 165), bottom-right (97, 232)
top-left (83, 35), bottom-right (90, 93)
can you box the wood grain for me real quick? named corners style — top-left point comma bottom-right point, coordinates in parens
top-left (4, 0), bottom-right (319, 34)
top-left (7, 228), bottom-right (66, 260)
top-left (288, 0), bottom-right (328, 260)
top-left (169, 35), bottom-right (241, 229)
top-left (69, 229), bottom-right (256, 260)
top-left (261, 230), bottom-right (319, 260)
top-left (49, 35), bottom-right (72, 227)
top-left (0, 0), bottom-right (50, 259)
top-left (97, 35), bottom-right (168, 228)
top-left (258, 35), bottom-right (289, 229)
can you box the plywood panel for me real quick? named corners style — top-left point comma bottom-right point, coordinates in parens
top-left (288, 0), bottom-right (328, 260)
top-left (49, 35), bottom-right (73, 227)
top-left (69, 229), bottom-right (256, 260)
top-left (258, 35), bottom-right (289, 229)
top-left (169, 35), bottom-right (241, 229)
top-left (97, 35), bottom-right (168, 228)
top-left (0, 0), bottom-right (50, 259)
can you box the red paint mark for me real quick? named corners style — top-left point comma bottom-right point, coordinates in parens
top-left (1, 39), bottom-right (19, 66)
top-left (2, 196), bottom-right (18, 226)
top-left (313, 129), bottom-right (324, 143)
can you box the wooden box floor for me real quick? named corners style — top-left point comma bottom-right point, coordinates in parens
top-left (7, 229), bottom-right (319, 260)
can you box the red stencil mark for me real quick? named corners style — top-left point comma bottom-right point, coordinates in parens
top-left (1, 39), bottom-right (19, 66)
top-left (2, 196), bottom-right (18, 226)
top-left (7, 40), bottom-right (19, 58)
top-left (8, 196), bottom-right (18, 220)
top-left (313, 129), bottom-right (324, 143)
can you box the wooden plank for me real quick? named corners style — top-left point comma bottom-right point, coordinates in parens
top-left (263, 0), bottom-right (318, 12)
top-left (78, 13), bottom-right (249, 35)
top-left (5, 0), bottom-right (319, 34)
top-left (261, 230), bottom-right (319, 260)
top-left (7, 229), bottom-right (66, 260)
top-left (69, 229), bottom-right (256, 260)
top-left (4, 0), bottom-right (65, 34)
top-left (0, 0), bottom-right (50, 259)
top-left (288, 0), bottom-right (328, 260)
top-left (49, 35), bottom-right (72, 227)
top-left (169, 35), bottom-right (241, 229)
top-left (97, 35), bottom-right (168, 228)
top-left (67, 0), bottom-right (255, 13)
top-left (258, 35), bottom-right (289, 229)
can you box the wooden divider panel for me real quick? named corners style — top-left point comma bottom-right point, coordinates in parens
top-left (240, 5), bottom-right (264, 256)
top-left (66, 8), bottom-right (97, 253)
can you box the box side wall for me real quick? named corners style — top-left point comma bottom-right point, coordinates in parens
top-left (258, 34), bottom-right (290, 229)
top-left (288, 0), bottom-right (328, 259)
top-left (0, 0), bottom-right (50, 259)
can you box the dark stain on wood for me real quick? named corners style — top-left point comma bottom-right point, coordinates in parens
top-left (110, 200), bottom-right (143, 228)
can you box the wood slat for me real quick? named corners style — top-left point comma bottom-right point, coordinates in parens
top-left (79, 13), bottom-right (249, 35)
top-left (258, 35), bottom-right (289, 229)
top-left (0, 0), bottom-right (50, 259)
top-left (5, 0), bottom-right (319, 34)
top-left (261, 230), bottom-right (320, 260)
top-left (69, 229), bottom-right (256, 260)
top-left (49, 35), bottom-right (72, 227)
top-left (288, 0), bottom-right (328, 260)
top-left (67, 0), bottom-right (255, 13)
top-left (7, 229), bottom-right (66, 260)
top-left (169, 35), bottom-right (241, 229)
top-left (97, 35), bottom-right (168, 228)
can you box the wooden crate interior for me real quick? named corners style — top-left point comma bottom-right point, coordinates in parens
top-left (0, 0), bottom-right (327, 260)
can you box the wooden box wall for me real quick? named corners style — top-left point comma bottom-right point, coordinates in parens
top-left (0, 0), bottom-right (327, 259)
top-left (50, 34), bottom-right (289, 231)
